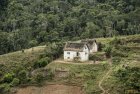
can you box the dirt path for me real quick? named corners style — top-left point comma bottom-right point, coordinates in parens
top-left (53, 60), bottom-right (100, 65)
top-left (98, 59), bottom-right (112, 94)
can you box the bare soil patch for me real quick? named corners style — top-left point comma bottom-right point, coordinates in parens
top-left (16, 84), bottom-right (84, 94)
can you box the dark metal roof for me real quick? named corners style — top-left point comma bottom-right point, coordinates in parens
top-left (64, 42), bottom-right (87, 51)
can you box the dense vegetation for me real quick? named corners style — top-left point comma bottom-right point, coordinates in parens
top-left (0, 34), bottom-right (139, 94)
top-left (101, 35), bottom-right (140, 94)
top-left (0, 43), bottom-right (63, 94)
top-left (0, 0), bottom-right (140, 54)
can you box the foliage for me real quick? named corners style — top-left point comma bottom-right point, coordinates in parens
top-left (89, 53), bottom-right (106, 61)
top-left (10, 78), bottom-right (20, 87)
top-left (0, 0), bottom-right (140, 55)
top-left (115, 67), bottom-right (140, 92)
top-left (104, 45), bottom-right (112, 58)
top-left (98, 42), bottom-right (105, 51)
top-left (74, 57), bottom-right (81, 62)
top-left (0, 84), bottom-right (10, 94)
top-left (112, 49), bottom-right (128, 57)
top-left (34, 57), bottom-right (50, 69)
top-left (3, 73), bottom-right (14, 83)
top-left (18, 70), bottom-right (28, 84)
top-left (35, 73), bottom-right (44, 84)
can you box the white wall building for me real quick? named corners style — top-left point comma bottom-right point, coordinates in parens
top-left (63, 39), bottom-right (98, 62)
top-left (81, 39), bottom-right (98, 53)
top-left (64, 43), bottom-right (89, 62)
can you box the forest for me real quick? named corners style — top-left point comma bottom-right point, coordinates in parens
top-left (0, 0), bottom-right (140, 54)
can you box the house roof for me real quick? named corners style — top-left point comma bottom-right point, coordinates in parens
top-left (81, 39), bottom-right (97, 50)
top-left (64, 42), bottom-right (88, 51)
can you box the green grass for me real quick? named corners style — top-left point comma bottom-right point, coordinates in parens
top-left (47, 62), bottom-right (110, 94)
top-left (0, 34), bottom-right (140, 94)
top-left (0, 46), bottom-right (46, 64)
top-left (100, 35), bottom-right (140, 94)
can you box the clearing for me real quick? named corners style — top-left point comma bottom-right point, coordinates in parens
top-left (16, 84), bottom-right (84, 94)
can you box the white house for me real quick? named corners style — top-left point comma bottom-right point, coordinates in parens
top-left (81, 39), bottom-right (98, 53)
top-left (64, 42), bottom-right (89, 62)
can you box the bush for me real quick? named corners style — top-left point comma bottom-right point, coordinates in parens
top-left (110, 37), bottom-right (121, 46)
top-left (112, 49), bottom-right (128, 57)
top-left (3, 73), bottom-right (14, 83)
top-left (115, 67), bottom-right (140, 91)
top-left (0, 71), bottom-right (3, 77)
top-left (18, 70), bottom-right (28, 84)
top-left (98, 42), bottom-right (105, 51)
top-left (112, 57), bottom-right (122, 65)
top-left (104, 45), bottom-right (112, 58)
top-left (74, 57), bottom-right (81, 62)
top-left (34, 57), bottom-right (51, 68)
top-left (46, 69), bottom-right (54, 80)
top-left (35, 73), bottom-right (44, 84)
top-left (0, 84), bottom-right (10, 94)
top-left (10, 78), bottom-right (20, 87)
top-left (89, 53), bottom-right (106, 61)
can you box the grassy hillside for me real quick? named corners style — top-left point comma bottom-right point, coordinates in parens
top-left (0, 46), bottom-right (46, 64)
top-left (0, 34), bottom-right (140, 94)
top-left (47, 34), bottom-right (140, 94)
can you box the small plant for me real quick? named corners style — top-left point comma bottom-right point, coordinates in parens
top-left (34, 57), bottom-right (50, 68)
top-left (104, 45), bottom-right (112, 58)
top-left (74, 57), bottom-right (81, 62)
top-left (3, 73), bottom-right (14, 83)
top-left (35, 73), bottom-right (44, 84)
top-left (89, 53), bottom-right (106, 61)
top-left (10, 78), bottom-right (20, 87)
top-left (0, 84), bottom-right (10, 94)
top-left (110, 37), bottom-right (121, 46)
top-left (18, 70), bottom-right (28, 84)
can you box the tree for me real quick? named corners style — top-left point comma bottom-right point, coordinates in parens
top-left (18, 70), bottom-right (28, 84)
top-left (29, 40), bottom-right (38, 51)
top-left (104, 45), bottom-right (112, 58)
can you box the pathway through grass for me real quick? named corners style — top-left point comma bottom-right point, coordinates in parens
top-left (98, 59), bottom-right (112, 94)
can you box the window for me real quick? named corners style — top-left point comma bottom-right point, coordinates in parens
top-left (77, 52), bottom-right (79, 56)
top-left (67, 52), bottom-right (70, 54)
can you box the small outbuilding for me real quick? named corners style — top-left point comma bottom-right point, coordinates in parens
top-left (81, 39), bottom-right (98, 53)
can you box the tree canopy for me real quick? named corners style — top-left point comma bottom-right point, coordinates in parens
top-left (0, 0), bottom-right (140, 54)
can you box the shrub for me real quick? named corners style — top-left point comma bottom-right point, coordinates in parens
top-left (0, 71), bottom-right (3, 77)
top-left (89, 53), bottom-right (106, 61)
top-left (112, 49), bottom-right (128, 57)
top-left (115, 67), bottom-right (140, 91)
top-left (110, 37), bottom-right (121, 46)
top-left (3, 73), bottom-right (14, 83)
top-left (98, 42), bottom-right (105, 51)
top-left (35, 73), bottom-right (44, 84)
top-left (46, 69), bottom-right (54, 80)
top-left (0, 84), bottom-right (10, 94)
top-left (112, 57), bottom-right (122, 65)
top-left (18, 70), bottom-right (28, 84)
top-left (74, 57), bottom-right (81, 62)
top-left (10, 78), bottom-right (20, 87)
top-left (104, 45), bottom-right (112, 58)
top-left (34, 57), bottom-right (51, 68)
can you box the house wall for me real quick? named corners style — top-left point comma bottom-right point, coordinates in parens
top-left (64, 45), bottom-right (89, 62)
top-left (80, 45), bottom-right (89, 61)
top-left (90, 43), bottom-right (98, 53)
top-left (64, 51), bottom-right (77, 61)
